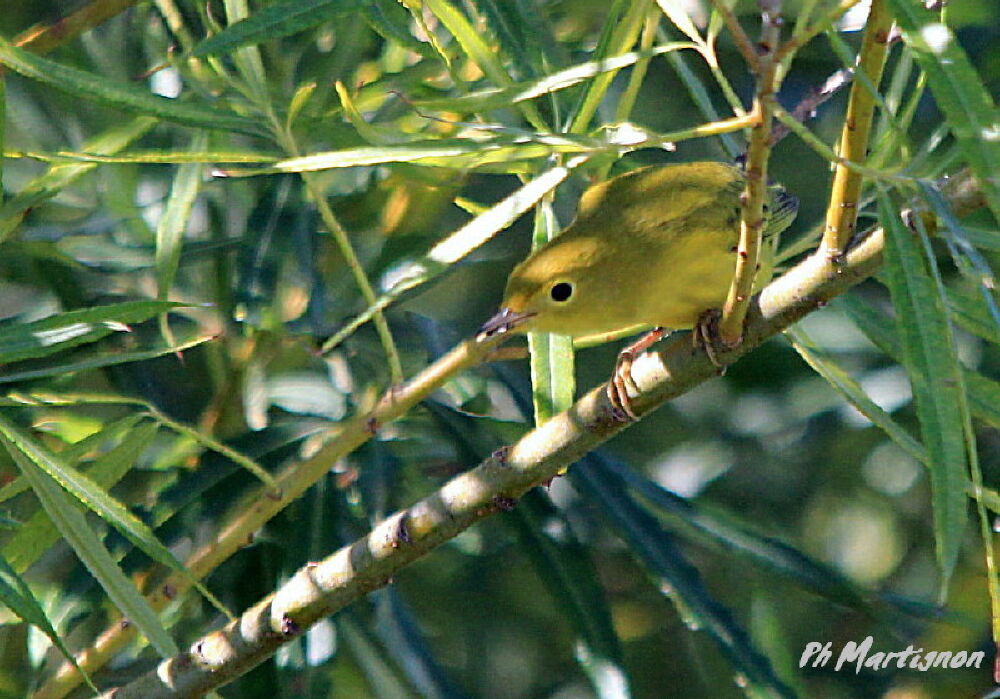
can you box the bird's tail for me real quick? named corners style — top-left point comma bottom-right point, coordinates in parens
top-left (754, 184), bottom-right (799, 292)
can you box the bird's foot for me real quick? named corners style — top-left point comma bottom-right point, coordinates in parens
top-left (608, 351), bottom-right (639, 421)
top-left (692, 309), bottom-right (728, 373)
top-left (607, 327), bottom-right (666, 421)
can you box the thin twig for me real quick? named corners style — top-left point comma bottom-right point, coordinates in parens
top-left (771, 105), bottom-right (912, 182)
top-left (276, 113), bottom-right (405, 383)
top-left (774, 0), bottom-right (864, 64)
top-left (718, 0), bottom-right (784, 346)
top-left (768, 68), bottom-right (853, 146)
top-left (820, 0), bottom-right (893, 260)
top-left (305, 175), bottom-right (404, 382)
top-left (706, 0), bottom-right (760, 71)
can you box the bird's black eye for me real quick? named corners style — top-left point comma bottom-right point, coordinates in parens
top-left (550, 281), bottom-right (574, 302)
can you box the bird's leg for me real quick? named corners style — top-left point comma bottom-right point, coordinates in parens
top-left (608, 327), bottom-right (666, 421)
top-left (692, 308), bottom-right (727, 372)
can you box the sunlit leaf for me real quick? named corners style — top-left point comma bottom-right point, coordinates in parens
top-left (0, 301), bottom-right (185, 364)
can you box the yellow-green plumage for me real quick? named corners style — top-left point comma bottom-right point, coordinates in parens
top-left (496, 161), bottom-right (798, 338)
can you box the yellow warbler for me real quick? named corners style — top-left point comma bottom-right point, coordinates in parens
top-left (479, 161), bottom-right (798, 418)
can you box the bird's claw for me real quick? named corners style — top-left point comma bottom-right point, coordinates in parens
top-left (692, 309), bottom-right (728, 372)
top-left (606, 327), bottom-right (667, 421)
top-left (608, 349), bottom-right (640, 421)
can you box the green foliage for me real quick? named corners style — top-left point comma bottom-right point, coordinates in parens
top-left (0, 0), bottom-right (997, 697)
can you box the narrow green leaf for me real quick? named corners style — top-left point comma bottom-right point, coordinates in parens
top-left (528, 203), bottom-right (575, 423)
top-left (0, 70), bottom-right (5, 203)
top-left (0, 413), bottom-right (144, 509)
top-left (945, 226), bottom-right (1000, 252)
top-left (567, 0), bottom-right (646, 134)
top-left (788, 325), bottom-right (1000, 512)
top-left (360, 0), bottom-right (437, 58)
top-left (0, 416), bottom-right (229, 617)
top-left (964, 371), bottom-right (1000, 431)
top-left (573, 458), bottom-right (794, 698)
top-left (877, 188), bottom-right (970, 591)
top-left (0, 334), bottom-right (213, 384)
top-left (836, 295), bottom-right (900, 358)
top-left (917, 181), bottom-right (1000, 337)
top-left (947, 285), bottom-right (1000, 345)
top-left (415, 44), bottom-right (696, 114)
top-left (0, 554), bottom-right (98, 693)
top-left (0, 419), bottom-right (158, 573)
top-left (886, 2), bottom-right (1000, 227)
top-left (10, 149), bottom-right (278, 165)
top-left (654, 0), bottom-right (705, 45)
top-left (604, 456), bottom-right (877, 613)
top-left (750, 593), bottom-right (812, 698)
top-left (192, 0), bottom-right (361, 57)
top-left (0, 37), bottom-right (259, 134)
top-left (511, 492), bottom-right (629, 699)
top-left (839, 295), bottom-right (1000, 431)
top-left (221, 135), bottom-right (606, 176)
top-left (286, 81), bottom-right (318, 130)
top-left (84, 420), bottom-right (161, 492)
top-left (528, 329), bottom-right (575, 422)
top-left (0, 117), bottom-right (156, 241)
top-left (786, 327), bottom-right (929, 466)
top-left (220, 0), bottom-right (270, 101)
top-left (1, 437), bottom-right (178, 658)
top-left (156, 132), bottom-right (209, 300)
top-left (475, 0), bottom-right (562, 82)
top-left (423, 0), bottom-right (513, 90)
top-left (0, 391), bottom-right (275, 487)
top-left (335, 81), bottom-right (407, 145)
top-left (0, 300), bottom-right (185, 364)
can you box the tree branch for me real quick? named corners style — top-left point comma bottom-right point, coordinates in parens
top-left (719, 0), bottom-right (784, 345)
top-left (102, 169), bottom-right (984, 698)
top-left (34, 334), bottom-right (507, 699)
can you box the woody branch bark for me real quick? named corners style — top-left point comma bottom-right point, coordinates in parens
top-left (32, 333), bottom-right (508, 699)
top-left (102, 171), bottom-right (985, 698)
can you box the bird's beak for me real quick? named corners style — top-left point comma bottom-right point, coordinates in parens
top-left (477, 307), bottom-right (535, 338)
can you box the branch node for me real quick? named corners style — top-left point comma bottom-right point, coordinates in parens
top-left (280, 614), bottom-right (302, 637)
top-left (491, 445), bottom-right (512, 466)
top-left (491, 495), bottom-right (518, 512)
